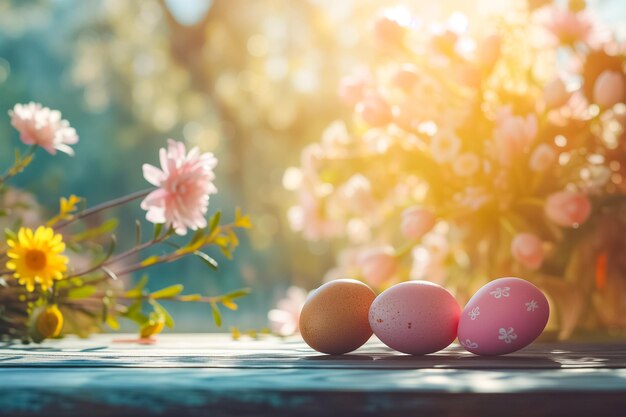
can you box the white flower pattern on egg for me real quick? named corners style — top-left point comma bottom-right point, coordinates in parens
top-left (468, 306), bottom-right (480, 320)
top-left (489, 286), bottom-right (510, 299)
top-left (460, 339), bottom-right (478, 349)
top-left (498, 327), bottom-right (518, 344)
top-left (525, 300), bottom-right (539, 312)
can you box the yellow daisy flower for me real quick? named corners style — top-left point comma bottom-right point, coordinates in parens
top-left (6, 226), bottom-right (68, 292)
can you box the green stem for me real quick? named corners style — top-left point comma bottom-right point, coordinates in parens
top-left (53, 188), bottom-right (153, 230)
top-left (0, 145), bottom-right (38, 185)
top-left (65, 227), bottom-right (171, 279)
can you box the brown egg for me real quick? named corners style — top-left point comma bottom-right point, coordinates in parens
top-left (299, 279), bottom-right (376, 355)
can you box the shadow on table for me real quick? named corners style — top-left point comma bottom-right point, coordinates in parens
top-left (298, 353), bottom-right (562, 369)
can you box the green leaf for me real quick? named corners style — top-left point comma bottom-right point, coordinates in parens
top-left (121, 300), bottom-right (149, 326)
top-left (150, 284), bottom-right (184, 299)
top-left (221, 299), bottom-right (238, 311)
top-left (124, 300), bottom-right (143, 318)
top-left (67, 285), bottom-right (97, 299)
top-left (235, 207), bottom-right (252, 229)
top-left (153, 223), bottom-right (163, 240)
top-left (106, 314), bottom-right (120, 330)
top-left (71, 219), bottom-right (119, 242)
top-left (210, 303), bottom-right (222, 327)
top-left (177, 293), bottom-right (202, 301)
top-left (209, 211), bottom-right (221, 232)
top-left (104, 235), bottom-right (117, 262)
top-left (222, 288), bottom-right (251, 300)
top-left (125, 275), bottom-right (149, 298)
top-left (193, 250), bottom-right (218, 270)
top-left (140, 255), bottom-right (160, 267)
top-left (4, 228), bottom-right (16, 242)
top-left (150, 299), bottom-right (175, 328)
top-left (189, 228), bottom-right (206, 247)
top-left (66, 241), bottom-right (83, 253)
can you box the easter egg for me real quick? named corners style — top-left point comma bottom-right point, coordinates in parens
top-left (299, 279), bottom-right (376, 355)
top-left (457, 277), bottom-right (549, 356)
top-left (369, 281), bottom-right (461, 355)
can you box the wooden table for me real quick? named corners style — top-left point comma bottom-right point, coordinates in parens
top-left (1, 334), bottom-right (625, 416)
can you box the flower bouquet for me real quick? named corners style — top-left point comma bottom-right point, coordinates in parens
top-left (0, 102), bottom-right (251, 343)
top-left (287, 2), bottom-right (626, 339)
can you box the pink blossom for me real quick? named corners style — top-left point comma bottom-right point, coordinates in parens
top-left (545, 190), bottom-right (591, 228)
top-left (334, 174), bottom-right (375, 215)
top-left (356, 94), bottom-right (392, 127)
top-left (511, 233), bottom-right (544, 270)
top-left (456, 64), bottom-right (482, 89)
top-left (593, 70), bottom-right (624, 109)
top-left (288, 191), bottom-right (343, 241)
top-left (9, 102), bottom-right (78, 155)
top-left (358, 246), bottom-right (397, 287)
top-left (476, 33), bottom-right (501, 70)
top-left (141, 139), bottom-right (218, 235)
top-left (494, 111), bottom-right (537, 164)
top-left (338, 72), bottom-right (369, 106)
top-left (268, 286), bottom-right (308, 336)
top-left (373, 16), bottom-right (405, 47)
top-left (529, 144), bottom-right (557, 172)
top-left (401, 207), bottom-right (436, 240)
top-left (544, 77), bottom-right (571, 109)
top-left (392, 65), bottom-right (419, 91)
top-left (542, 7), bottom-right (593, 46)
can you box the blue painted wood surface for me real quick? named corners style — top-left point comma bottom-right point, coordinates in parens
top-left (0, 335), bottom-right (625, 416)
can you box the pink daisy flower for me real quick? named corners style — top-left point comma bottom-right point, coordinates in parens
top-left (141, 139), bottom-right (218, 235)
top-left (9, 102), bottom-right (78, 155)
top-left (268, 286), bottom-right (308, 336)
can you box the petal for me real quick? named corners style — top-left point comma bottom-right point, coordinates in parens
top-left (142, 164), bottom-right (165, 186)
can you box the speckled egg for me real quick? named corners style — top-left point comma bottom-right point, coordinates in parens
top-left (457, 277), bottom-right (549, 356)
top-left (299, 279), bottom-right (376, 355)
top-left (369, 281), bottom-right (461, 355)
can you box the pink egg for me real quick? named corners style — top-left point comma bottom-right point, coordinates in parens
top-left (457, 277), bottom-right (549, 356)
top-left (369, 281), bottom-right (461, 355)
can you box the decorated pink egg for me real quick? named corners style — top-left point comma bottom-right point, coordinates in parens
top-left (369, 281), bottom-right (461, 355)
top-left (457, 277), bottom-right (549, 356)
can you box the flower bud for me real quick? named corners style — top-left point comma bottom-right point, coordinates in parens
top-left (401, 207), bottom-right (436, 240)
top-left (140, 316), bottom-right (165, 339)
top-left (545, 190), bottom-right (591, 227)
top-left (544, 77), bottom-right (570, 109)
top-left (392, 65), bottom-right (419, 91)
top-left (529, 144), bottom-right (557, 172)
top-left (477, 34), bottom-right (501, 70)
top-left (456, 64), bottom-right (482, 89)
top-left (373, 16), bottom-right (405, 47)
top-left (358, 247), bottom-right (397, 287)
top-left (356, 95), bottom-right (392, 127)
top-left (511, 233), bottom-right (544, 270)
top-left (36, 305), bottom-right (63, 339)
top-left (593, 70), bottom-right (624, 109)
top-left (338, 75), bottom-right (367, 106)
